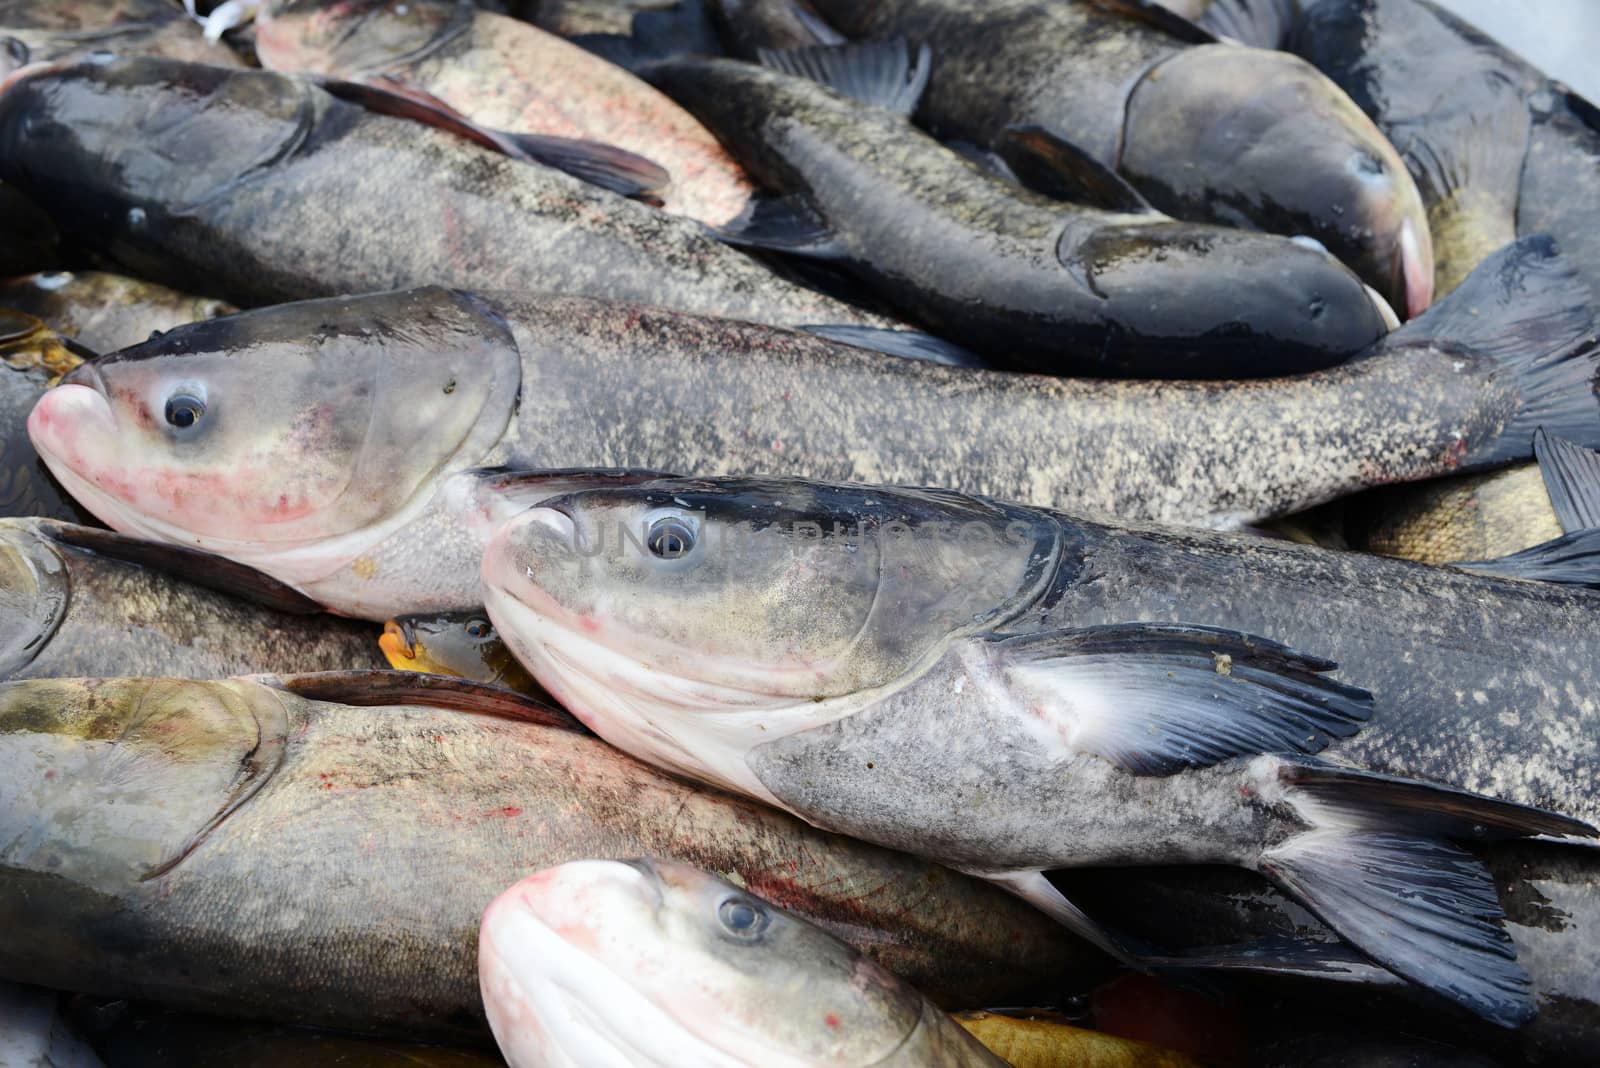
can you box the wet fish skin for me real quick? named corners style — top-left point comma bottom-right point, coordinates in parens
top-left (0, 982), bottom-right (104, 1068)
top-left (1340, 465), bottom-right (1562, 565)
top-left (380, 610), bottom-right (549, 700)
top-left (28, 234), bottom-right (1598, 618)
top-left (256, 0), bottom-right (756, 225)
top-left (0, 517), bottom-right (386, 681)
top-left (647, 50), bottom-right (1389, 378)
top-left (804, 0), bottom-right (1433, 318)
top-left (480, 859), bottom-right (1008, 1066)
top-left (0, 0), bottom-right (241, 69)
top-left (0, 271), bottom-right (233, 354)
top-left (0, 675), bottom-right (1103, 1037)
top-left (0, 182), bottom-right (60, 277)
top-left (0, 56), bottom-right (881, 326)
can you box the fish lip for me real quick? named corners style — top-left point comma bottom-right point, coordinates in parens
top-left (1398, 216), bottom-right (1434, 320)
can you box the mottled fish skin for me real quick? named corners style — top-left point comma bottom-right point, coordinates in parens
top-left (0, 677), bottom-right (1102, 1037)
top-left (0, 0), bottom-right (240, 70)
top-left (0, 271), bottom-right (233, 354)
top-left (256, 0), bottom-right (756, 225)
top-left (0, 56), bottom-right (883, 326)
top-left (647, 54), bottom-right (1388, 377)
top-left (1340, 464), bottom-right (1562, 565)
top-left (534, 0), bottom-right (675, 37)
top-left (1060, 843), bottom-right (1600, 1064)
top-left (0, 517), bottom-right (385, 681)
top-left (1026, 513), bottom-right (1600, 826)
top-left (804, 0), bottom-right (1432, 317)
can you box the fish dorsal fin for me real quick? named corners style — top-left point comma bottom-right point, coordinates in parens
top-left (994, 124), bottom-right (1156, 214)
top-left (757, 38), bottom-right (931, 116)
top-left (42, 522), bottom-right (325, 615)
top-left (1537, 427), bottom-right (1600, 534)
top-left (317, 75), bottom-right (669, 201)
top-left (799, 324), bottom-right (987, 367)
top-left (987, 622), bottom-right (1373, 776)
top-left (254, 670), bottom-right (587, 733)
top-left (1084, 0), bottom-right (1220, 44)
top-left (712, 194), bottom-right (846, 258)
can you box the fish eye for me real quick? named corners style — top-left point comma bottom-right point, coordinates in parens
top-left (164, 393), bottom-right (206, 430)
top-left (716, 895), bottom-right (769, 941)
top-left (646, 516), bottom-right (696, 559)
top-left (463, 616), bottom-right (494, 641)
top-left (2, 38), bottom-right (28, 66)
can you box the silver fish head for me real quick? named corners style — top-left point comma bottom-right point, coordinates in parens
top-left (478, 858), bottom-right (925, 1066)
top-left (27, 287), bottom-right (519, 568)
top-left (482, 477), bottom-right (1061, 790)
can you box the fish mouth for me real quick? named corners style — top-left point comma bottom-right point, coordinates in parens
top-left (378, 620), bottom-right (417, 665)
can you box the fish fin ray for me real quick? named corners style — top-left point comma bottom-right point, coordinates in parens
top-left (1375, 236), bottom-right (1600, 466)
top-left (41, 522), bottom-right (324, 615)
top-left (799, 325), bottom-right (985, 367)
top-left (712, 194), bottom-right (845, 258)
top-left (989, 622), bottom-right (1372, 776)
top-left (994, 124), bottom-right (1156, 215)
top-left (1458, 527), bottom-right (1600, 588)
top-left (984, 870), bottom-right (1142, 966)
top-left (498, 132), bottom-right (671, 201)
top-left (756, 37), bottom-right (930, 115)
top-left (251, 670), bottom-right (587, 732)
top-left (944, 140), bottom-right (1022, 184)
top-left (1149, 936), bottom-right (1402, 984)
top-left (1536, 427), bottom-right (1600, 532)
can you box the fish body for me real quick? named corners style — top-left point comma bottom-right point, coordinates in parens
top-left (0, 56), bottom-right (880, 326)
top-left (0, 516), bottom-right (384, 681)
top-left (27, 235), bottom-right (1600, 618)
top-left (256, 0), bottom-right (755, 225)
top-left (480, 859), bottom-right (1008, 1066)
top-left (0, 271), bottom-right (233, 353)
top-left (481, 473), bottom-right (1600, 1023)
top-left (647, 45), bottom-right (1388, 377)
top-left (0, 674), bottom-right (1100, 1036)
top-left (0, 0), bottom-right (240, 69)
top-left (0, 982), bottom-right (104, 1068)
top-left (803, 0), bottom-right (1433, 318)
top-left (1342, 465), bottom-right (1562, 565)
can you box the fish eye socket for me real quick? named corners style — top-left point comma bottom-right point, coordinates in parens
top-left (1351, 150), bottom-right (1386, 178)
top-left (646, 516), bottom-right (696, 559)
top-left (716, 896), bottom-right (769, 940)
top-left (464, 616), bottom-right (494, 641)
top-left (164, 393), bottom-right (206, 430)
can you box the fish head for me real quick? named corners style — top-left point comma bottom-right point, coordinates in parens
top-left (0, 56), bottom-right (323, 276)
top-left (256, 1), bottom-right (463, 76)
top-left (482, 477), bottom-right (1060, 786)
top-left (0, 677), bottom-right (290, 898)
top-left (0, 520), bottom-right (69, 678)
top-left (479, 859), bottom-right (925, 1067)
top-left (1077, 220), bottom-right (1391, 368)
top-left (26, 288), bottom-right (519, 567)
top-left (1121, 45), bottom-right (1434, 319)
top-left (380, 610), bottom-right (543, 696)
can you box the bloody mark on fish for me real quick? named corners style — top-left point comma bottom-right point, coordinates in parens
top-left (824, 1013), bottom-right (840, 1029)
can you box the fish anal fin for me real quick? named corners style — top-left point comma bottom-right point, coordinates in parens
top-left (799, 325), bottom-right (986, 367)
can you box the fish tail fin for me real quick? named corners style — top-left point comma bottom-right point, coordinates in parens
top-left (1459, 526), bottom-right (1600, 589)
top-left (1376, 235), bottom-right (1600, 468)
top-left (1254, 756), bottom-right (1595, 1027)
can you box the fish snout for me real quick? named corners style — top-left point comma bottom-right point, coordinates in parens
top-left (28, 380), bottom-right (117, 461)
top-left (1397, 215), bottom-right (1435, 320)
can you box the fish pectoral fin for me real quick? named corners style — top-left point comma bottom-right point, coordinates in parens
top-left (1457, 527), bottom-right (1600, 589)
top-left (250, 670), bottom-right (587, 734)
top-left (799, 325), bottom-right (986, 367)
top-left (498, 132), bottom-right (672, 202)
top-left (983, 870), bottom-right (1144, 967)
top-left (1082, 0), bottom-right (1219, 44)
top-left (712, 194), bottom-right (846, 258)
top-left (756, 38), bottom-right (931, 116)
top-left (41, 522), bottom-right (324, 616)
top-left (1257, 758), bottom-right (1597, 1027)
top-left (1536, 428), bottom-right (1600, 533)
top-left (317, 75), bottom-right (670, 200)
top-left (1145, 936), bottom-right (1403, 986)
top-left (990, 622), bottom-right (1373, 776)
top-left (994, 125), bottom-right (1157, 216)
top-left (944, 140), bottom-right (1022, 185)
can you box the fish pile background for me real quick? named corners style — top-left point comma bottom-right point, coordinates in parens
top-left (3, 1), bottom-right (1600, 1066)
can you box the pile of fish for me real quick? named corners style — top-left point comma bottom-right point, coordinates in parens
top-left (3, 1), bottom-right (1600, 1065)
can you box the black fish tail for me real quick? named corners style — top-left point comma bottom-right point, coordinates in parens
top-left (1536, 428), bottom-right (1600, 532)
top-left (1379, 235), bottom-right (1600, 467)
top-left (1255, 757), bottom-right (1595, 1028)
top-left (1459, 526), bottom-right (1600, 589)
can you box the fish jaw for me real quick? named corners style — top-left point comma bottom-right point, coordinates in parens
top-left (479, 864), bottom-right (760, 1068)
top-left (1398, 214), bottom-right (1435, 320)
